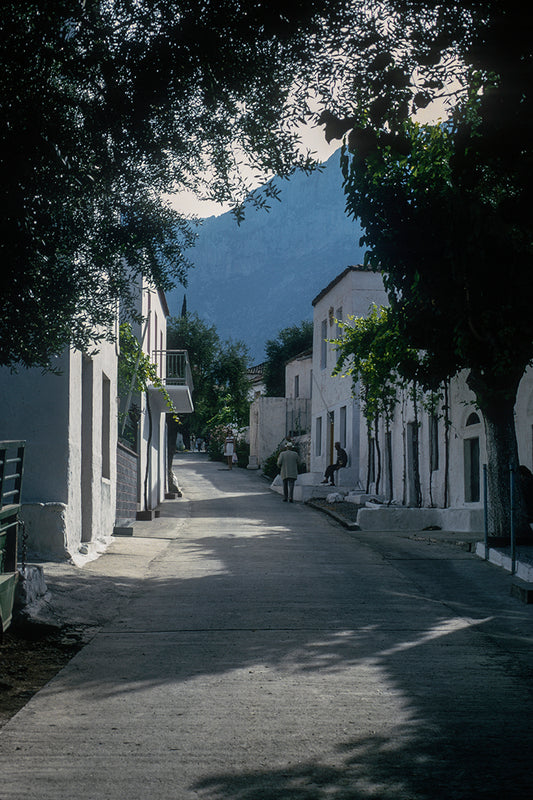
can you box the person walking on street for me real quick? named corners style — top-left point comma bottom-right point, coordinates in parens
top-left (321, 441), bottom-right (348, 486)
top-left (277, 441), bottom-right (300, 502)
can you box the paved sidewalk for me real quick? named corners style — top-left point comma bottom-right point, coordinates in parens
top-left (2, 453), bottom-right (533, 799)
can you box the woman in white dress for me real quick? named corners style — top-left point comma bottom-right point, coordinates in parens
top-left (224, 431), bottom-right (235, 470)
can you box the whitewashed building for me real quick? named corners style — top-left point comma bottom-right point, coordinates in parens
top-left (305, 265), bottom-right (533, 533)
top-left (310, 265), bottom-right (389, 488)
top-left (0, 279), bottom-right (193, 561)
top-left (0, 336), bottom-right (119, 561)
top-left (248, 349), bottom-right (313, 471)
top-left (117, 282), bottom-right (194, 525)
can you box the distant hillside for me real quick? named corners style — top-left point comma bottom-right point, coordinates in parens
top-left (167, 150), bottom-right (365, 363)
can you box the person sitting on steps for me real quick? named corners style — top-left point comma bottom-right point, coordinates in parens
top-left (321, 442), bottom-right (348, 486)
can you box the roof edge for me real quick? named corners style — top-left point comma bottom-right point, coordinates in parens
top-left (311, 265), bottom-right (378, 307)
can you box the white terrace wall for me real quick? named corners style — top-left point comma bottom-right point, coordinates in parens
top-left (248, 397), bottom-right (311, 469)
top-left (358, 367), bottom-right (533, 532)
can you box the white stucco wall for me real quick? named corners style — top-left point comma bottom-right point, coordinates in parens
top-left (513, 364), bottom-right (533, 472)
top-left (363, 372), bottom-right (487, 513)
top-left (285, 353), bottom-right (312, 400)
top-left (0, 338), bottom-right (118, 559)
top-left (132, 283), bottom-right (169, 512)
top-left (0, 352), bottom-right (70, 504)
top-left (249, 397), bottom-right (292, 467)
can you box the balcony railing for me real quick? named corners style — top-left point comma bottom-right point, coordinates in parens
top-left (151, 349), bottom-right (194, 391)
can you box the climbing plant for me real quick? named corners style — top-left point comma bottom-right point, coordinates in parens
top-left (118, 322), bottom-right (177, 508)
top-left (333, 306), bottom-right (416, 498)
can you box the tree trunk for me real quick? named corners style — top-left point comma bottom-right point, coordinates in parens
top-left (366, 424), bottom-right (372, 494)
top-left (412, 386), bottom-right (422, 508)
top-left (443, 381), bottom-right (450, 508)
top-left (385, 419), bottom-right (393, 504)
top-left (468, 370), bottom-right (531, 540)
top-left (143, 393), bottom-right (153, 512)
top-left (374, 415), bottom-right (381, 495)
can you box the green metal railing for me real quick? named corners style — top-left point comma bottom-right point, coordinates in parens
top-left (0, 440), bottom-right (25, 634)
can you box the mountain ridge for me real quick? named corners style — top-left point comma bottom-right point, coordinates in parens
top-left (168, 150), bottom-right (366, 362)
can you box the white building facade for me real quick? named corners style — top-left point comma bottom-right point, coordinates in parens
top-left (248, 349), bottom-right (313, 471)
top-left (0, 339), bottom-right (119, 560)
top-left (310, 265), bottom-right (533, 532)
top-left (119, 282), bottom-right (193, 522)
top-left (310, 266), bottom-right (389, 487)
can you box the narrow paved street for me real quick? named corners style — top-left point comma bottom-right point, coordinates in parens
top-left (1, 453), bottom-right (533, 799)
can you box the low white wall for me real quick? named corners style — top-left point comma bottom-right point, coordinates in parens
top-left (21, 503), bottom-right (69, 560)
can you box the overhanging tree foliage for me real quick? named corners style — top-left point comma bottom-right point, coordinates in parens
top-left (3, 0), bottom-right (489, 370)
top-left (167, 311), bottom-right (251, 442)
top-left (1, 0), bottom-right (361, 370)
top-left (321, 0), bottom-right (533, 537)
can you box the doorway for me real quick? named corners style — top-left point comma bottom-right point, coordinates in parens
top-left (327, 411), bottom-right (335, 466)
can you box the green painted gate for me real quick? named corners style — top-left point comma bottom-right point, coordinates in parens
top-left (0, 441), bottom-right (25, 635)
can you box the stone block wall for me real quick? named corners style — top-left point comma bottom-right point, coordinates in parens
top-left (116, 443), bottom-right (138, 524)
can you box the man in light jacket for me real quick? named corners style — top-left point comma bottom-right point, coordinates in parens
top-left (277, 441), bottom-right (300, 503)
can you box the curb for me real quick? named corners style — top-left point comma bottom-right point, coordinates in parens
top-left (306, 500), bottom-right (360, 531)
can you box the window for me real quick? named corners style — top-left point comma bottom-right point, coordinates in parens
top-left (464, 437), bottom-right (480, 502)
top-left (429, 415), bottom-right (439, 472)
top-left (101, 373), bottom-right (111, 479)
top-left (315, 416), bottom-right (322, 457)
top-left (336, 307), bottom-right (343, 338)
top-left (340, 406), bottom-right (347, 448)
top-left (294, 374), bottom-right (300, 398)
top-left (320, 320), bottom-right (327, 369)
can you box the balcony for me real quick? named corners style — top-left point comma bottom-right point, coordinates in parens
top-left (148, 350), bottom-right (194, 414)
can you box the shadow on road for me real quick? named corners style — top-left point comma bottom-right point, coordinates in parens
top-left (20, 454), bottom-right (533, 799)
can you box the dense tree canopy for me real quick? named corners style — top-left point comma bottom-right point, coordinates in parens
top-left (167, 311), bottom-right (251, 441)
top-left (3, 0), bottom-right (495, 370)
top-left (323, 1), bottom-right (533, 536)
top-left (3, 0), bottom-right (530, 407)
top-left (1, 0), bottom-right (353, 369)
